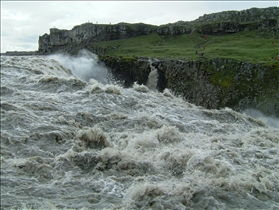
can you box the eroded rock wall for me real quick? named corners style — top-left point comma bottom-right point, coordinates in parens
top-left (38, 23), bottom-right (156, 54)
top-left (99, 56), bottom-right (279, 116)
top-left (99, 56), bottom-right (151, 87)
top-left (195, 7), bottom-right (279, 23)
top-left (155, 59), bottom-right (279, 116)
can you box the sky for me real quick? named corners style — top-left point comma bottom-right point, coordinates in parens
top-left (1, 1), bottom-right (278, 53)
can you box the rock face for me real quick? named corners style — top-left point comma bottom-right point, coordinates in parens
top-left (38, 7), bottom-right (279, 54)
top-left (38, 23), bottom-right (156, 54)
top-left (158, 7), bottom-right (279, 35)
top-left (153, 59), bottom-right (279, 116)
top-left (99, 56), bottom-right (279, 117)
top-left (195, 7), bottom-right (279, 23)
top-left (99, 56), bottom-right (152, 87)
top-left (153, 60), bottom-right (221, 109)
top-left (36, 6), bottom-right (279, 116)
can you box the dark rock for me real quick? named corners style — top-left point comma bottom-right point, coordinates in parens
top-left (99, 57), bottom-right (279, 117)
top-left (33, 6), bottom-right (279, 117)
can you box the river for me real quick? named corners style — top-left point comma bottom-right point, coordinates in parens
top-left (1, 50), bottom-right (278, 209)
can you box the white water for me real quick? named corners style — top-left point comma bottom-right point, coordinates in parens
top-left (1, 51), bottom-right (279, 210)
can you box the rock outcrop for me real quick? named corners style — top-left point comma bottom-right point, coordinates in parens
top-left (153, 59), bottom-right (279, 116)
top-left (99, 56), bottom-right (152, 87)
top-left (195, 7), bottom-right (279, 23)
top-left (158, 7), bottom-right (279, 35)
top-left (38, 23), bottom-right (157, 54)
top-left (38, 7), bottom-right (279, 54)
top-left (35, 6), bottom-right (279, 117)
top-left (99, 56), bottom-right (279, 117)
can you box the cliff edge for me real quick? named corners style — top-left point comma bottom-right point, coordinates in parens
top-left (36, 6), bottom-right (279, 117)
top-left (38, 7), bottom-right (279, 54)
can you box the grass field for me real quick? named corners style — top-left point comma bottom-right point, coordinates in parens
top-left (92, 30), bottom-right (279, 64)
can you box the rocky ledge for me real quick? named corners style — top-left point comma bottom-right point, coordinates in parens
top-left (100, 56), bottom-right (279, 117)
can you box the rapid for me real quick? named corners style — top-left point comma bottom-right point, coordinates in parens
top-left (1, 50), bottom-right (278, 210)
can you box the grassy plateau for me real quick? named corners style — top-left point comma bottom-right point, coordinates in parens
top-left (92, 30), bottom-right (279, 65)
top-left (90, 27), bottom-right (278, 115)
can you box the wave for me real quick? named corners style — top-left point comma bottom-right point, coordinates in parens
top-left (1, 54), bottom-right (278, 209)
top-left (244, 108), bottom-right (279, 128)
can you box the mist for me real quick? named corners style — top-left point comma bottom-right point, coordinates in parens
top-left (243, 108), bottom-right (279, 128)
top-left (47, 50), bottom-right (279, 129)
top-left (48, 49), bottom-right (110, 83)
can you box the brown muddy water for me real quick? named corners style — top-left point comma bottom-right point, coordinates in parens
top-left (1, 50), bottom-right (278, 210)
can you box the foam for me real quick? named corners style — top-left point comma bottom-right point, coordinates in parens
top-left (2, 55), bottom-right (279, 209)
top-left (156, 125), bottom-right (183, 144)
top-left (133, 82), bottom-right (150, 92)
top-left (103, 84), bottom-right (121, 95)
top-left (76, 126), bottom-right (112, 149)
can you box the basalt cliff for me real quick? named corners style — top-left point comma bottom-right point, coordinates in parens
top-left (37, 7), bottom-right (279, 117)
top-left (99, 56), bottom-right (279, 117)
top-left (38, 7), bottom-right (278, 54)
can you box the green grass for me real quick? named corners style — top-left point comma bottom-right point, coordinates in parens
top-left (91, 27), bottom-right (279, 115)
top-left (92, 30), bottom-right (279, 63)
top-left (204, 31), bottom-right (279, 62)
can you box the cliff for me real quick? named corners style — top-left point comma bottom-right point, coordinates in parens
top-left (36, 6), bottom-right (279, 117)
top-left (38, 7), bottom-right (279, 54)
top-left (100, 56), bottom-right (279, 117)
top-left (38, 23), bottom-right (157, 54)
top-left (158, 6), bottom-right (279, 35)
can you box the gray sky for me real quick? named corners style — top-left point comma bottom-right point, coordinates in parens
top-left (1, 1), bottom-right (278, 53)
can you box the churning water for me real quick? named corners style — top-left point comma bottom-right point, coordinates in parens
top-left (1, 51), bottom-right (278, 210)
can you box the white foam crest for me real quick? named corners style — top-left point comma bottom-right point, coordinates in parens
top-left (162, 88), bottom-right (175, 98)
top-left (76, 126), bottom-right (112, 149)
top-left (1, 55), bottom-right (73, 78)
top-left (156, 125), bottom-right (183, 144)
top-left (133, 82), bottom-right (150, 92)
top-left (103, 84), bottom-right (122, 95)
top-left (123, 130), bottom-right (159, 152)
top-left (55, 148), bottom-right (77, 162)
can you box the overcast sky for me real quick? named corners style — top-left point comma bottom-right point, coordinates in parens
top-left (1, 1), bottom-right (278, 53)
